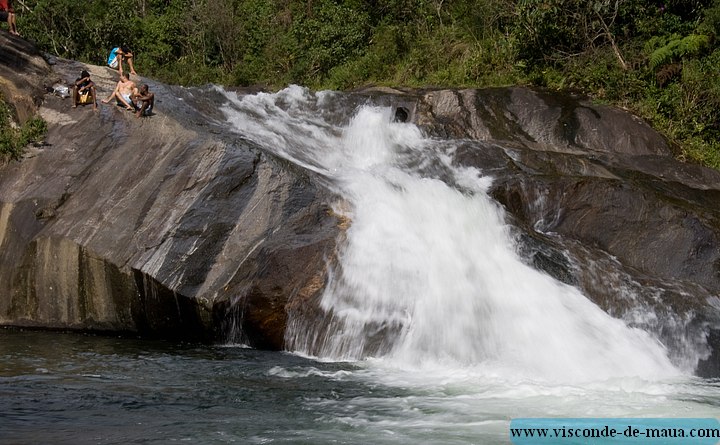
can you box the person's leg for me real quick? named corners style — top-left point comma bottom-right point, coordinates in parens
top-left (90, 86), bottom-right (98, 110)
top-left (135, 100), bottom-right (150, 118)
top-left (8, 12), bottom-right (17, 35)
top-left (72, 86), bottom-right (79, 108)
top-left (145, 96), bottom-right (154, 115)
top-left (117, 93), bottom-right (135, 111)
top-left (125, 53), bottom-right (137, 75)
top-left (102, 82), bottom-right (123, 103)
top-left (101, 91), bottom-right (115, 104)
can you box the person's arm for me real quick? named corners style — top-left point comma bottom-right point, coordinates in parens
top-left (78, 79), bottom-right (93, 92)
top-left (134, 92), bottom-right (153, 101)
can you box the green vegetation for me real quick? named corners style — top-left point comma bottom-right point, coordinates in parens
top-left (0, 93), bottom-right (47, 161)
top-left (13, 0), bottom-right (720, 169)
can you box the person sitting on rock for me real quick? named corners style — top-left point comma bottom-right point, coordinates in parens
top-left (132, 84), bottom-right (154, 118)
top-left (107, 46), bottom-right (137, 76)
top-left (72, 70), bottom-right (97, 111)
top-left (0, 0), bottom-right (18, 36)
top-left (101, 73), bottom-right (137, 111)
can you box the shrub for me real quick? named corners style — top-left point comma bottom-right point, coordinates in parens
top-left (0, 93), bottom-right (47, 161)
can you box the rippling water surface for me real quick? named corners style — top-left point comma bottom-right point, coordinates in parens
top-left (2, 329), bottom-right (719, 445)
top-left (1, 329), bottom-right (379, 444)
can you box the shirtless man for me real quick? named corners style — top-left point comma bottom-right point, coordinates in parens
top-left (101, 73), bottom-right (137, 111)
top-left (132, 84), bottom-right (154, 118)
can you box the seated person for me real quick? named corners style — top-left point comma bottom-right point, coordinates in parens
top-left (0, 0), bottom-right (18, 35)
top-left (132, 84), bottom-right (155, 118)
top-left (101, 73), bottom-right (137, 111)
top-left (107, 46), bottom-right (137, 76)
top-left (72, 70), bottom-right (97, 110)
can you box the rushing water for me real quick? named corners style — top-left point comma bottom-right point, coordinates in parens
top-left (221, 86), bottom-right (685, 377)
top-left (3, 85), bottom-right (720, 443)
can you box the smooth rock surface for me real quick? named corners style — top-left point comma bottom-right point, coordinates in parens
top-left (0, 33), bottom-right (340, 347)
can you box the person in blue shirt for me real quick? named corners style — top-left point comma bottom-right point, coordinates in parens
top-left (107, 46), bottom-right (137, 76)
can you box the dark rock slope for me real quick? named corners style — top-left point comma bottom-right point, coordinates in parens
top-left (413, 87), bottom-right (720, 376)
top-left (0, 33), bottom-right (340, 347)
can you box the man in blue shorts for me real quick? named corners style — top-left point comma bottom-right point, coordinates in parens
top-left (107, 46), bottom-right (137, 76)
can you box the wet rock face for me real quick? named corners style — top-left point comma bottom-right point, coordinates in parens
top-left (416, 87), bottom-right (674, 157)
top-left (416, 88), bottom-right (720, 290)
top-left (0, 34), bottom-right (340, 347)
top-left (416, 88), bottom-right (720, 376)
top-left (0, 34), bottom-right (51, 124)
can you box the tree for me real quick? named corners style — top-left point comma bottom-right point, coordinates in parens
top-left (513, 0), bottom-right (630, 69)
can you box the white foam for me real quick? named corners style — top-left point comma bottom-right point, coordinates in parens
top-left (222, 86), bottom-right (683, 384)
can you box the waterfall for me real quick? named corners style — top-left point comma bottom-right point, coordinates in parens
top-left (221, 86), bottom-right (682, 383)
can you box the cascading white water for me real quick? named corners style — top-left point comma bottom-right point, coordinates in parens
top-left (221, 86), bottom-right (683, 384)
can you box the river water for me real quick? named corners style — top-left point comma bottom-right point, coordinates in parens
top-left (3, 86), bottom-right (720, 443)
top-left (1, 328), bottom-right (719, 444)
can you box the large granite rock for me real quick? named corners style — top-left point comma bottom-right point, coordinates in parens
top-left (412, 87), bottom-right (720, 376)
top-left (0, 33), bottom-right (340, 347)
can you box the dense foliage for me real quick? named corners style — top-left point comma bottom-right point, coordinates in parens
top-left (13, 0), bottom-right (720, 168)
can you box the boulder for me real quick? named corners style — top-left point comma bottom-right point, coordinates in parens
top-left (0, 33), bottom-right (341, 347)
